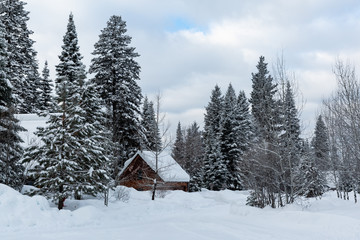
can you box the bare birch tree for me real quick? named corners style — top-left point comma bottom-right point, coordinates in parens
top-left (322, 59), bottom-right (360, 203)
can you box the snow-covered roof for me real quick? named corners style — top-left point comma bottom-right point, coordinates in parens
top-left (121, 151), bottom-right (190, 182)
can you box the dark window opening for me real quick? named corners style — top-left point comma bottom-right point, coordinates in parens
top-left (137, 170), bottom-right (143, 180)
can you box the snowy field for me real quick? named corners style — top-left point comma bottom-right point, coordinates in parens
top-left (1, 184), bottom-right (360, 240)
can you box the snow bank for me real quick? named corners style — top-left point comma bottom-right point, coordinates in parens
top-left (2, 185), bottom-right (360, 240)
top-left (0, 184), bottom-right (50, 228)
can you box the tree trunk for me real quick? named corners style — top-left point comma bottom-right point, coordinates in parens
top-left (58, 197), bottom-right (66, 210)
top-left (152, 179), bottom-right (157, 201)
top-left (104, 187), bottom-right (109, 206)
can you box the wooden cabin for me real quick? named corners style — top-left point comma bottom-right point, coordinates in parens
top-left (118, 151), bottom-right (190, 192)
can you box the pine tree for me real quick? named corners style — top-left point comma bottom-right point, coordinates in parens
top-left (172, 122), bottom-right (185, 167)
top-left (235, 91), bottom-right (252, 155)
top-left (203, 85), bottom-right (226, 190)
top-left (279, 81), bottom-right (302, 203)
top-left (56, 13), bottom-right (86, 86)
top-left (0, 21), bottom-right (25, 190)
top-left (0, 0), bottom-right (41, 113)
top-left (250, 56), bottom-right (278, 142)
top-left (297, 141), bottom-right (326, 198)
top-left (220, 84), bottom-right (241, 190)
top-left (232, 90), bottom-right (253, 191)
top-left (89, 15), bottom-right (142, 177)
top-left (38, 61), bottom-right (55, 112)
top-left (141, 96), bottom-right (161, 151)
top-left (75, 80), bottom-right (112, 199)
top-left (247, 56), bottom-right (280, 208)
top-left (185, 122), bottom-right (204, 191)
top-left (312, 115), bottom-right (330, 170)
top-left (23, 13), bottom-right (110, 209)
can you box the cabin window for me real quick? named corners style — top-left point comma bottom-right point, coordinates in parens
top-left (137, 170), bottom-right (143, 180)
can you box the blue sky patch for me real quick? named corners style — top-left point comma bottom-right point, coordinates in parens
top-left (166, 17), bottom-right (197, 32)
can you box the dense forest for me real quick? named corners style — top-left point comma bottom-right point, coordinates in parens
top-left (1, 0), bottom-right (359, 210)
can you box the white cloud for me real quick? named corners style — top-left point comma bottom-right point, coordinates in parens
top-left (24, 0), bottom-right (360, 136)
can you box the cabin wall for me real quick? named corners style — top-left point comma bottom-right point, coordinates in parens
top-left (118, 155), bottom-right (189, 192)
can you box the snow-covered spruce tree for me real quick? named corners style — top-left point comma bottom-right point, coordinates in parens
top-left (278, 81), bottom-right (302, 204)
top-left (235, 91), bottom-right (252, 157)
top-left (0, 22), bottom-right (25, 190)
top-left (24, 13), bottom-right (111, 209)
top-left (297, 140), bottom-right (326, 198)
top-left (141, 96), bottom-right (161, 152)
top-left (233, 90), bottom-right (253, 189)
top-left (0, 0), bottom-right (41, 113)
top-left (220, 84), bottom-right (241, 190)
top-left (203, 85), bottom-right (226, 191)
top-left (89, 15), bottom-right (142, 178)
top-left (250, 56), bottom-right (278, 142)
top-left (172, 122), bottom-right (185, 167)
top-left (38, 61), bottom-right (55, 112)
top-left (184, 122), bottom-right (204, 191)
top-left (311, 115), bottom-right (330, 171)
top-left (76, 80), bottom-right (113, 203)
top-left (247, 56), bottom-right (280, 208)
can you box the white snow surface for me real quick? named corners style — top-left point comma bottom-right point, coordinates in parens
top-left (122, 150), bottom-right (190, 182)
top-left (1, 184), bottom-right (360, 240)
top-left (16, 114), bottom-right (49, 148)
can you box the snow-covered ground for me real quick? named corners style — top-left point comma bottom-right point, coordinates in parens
top-left (1, 184), bottom-right (360, 240)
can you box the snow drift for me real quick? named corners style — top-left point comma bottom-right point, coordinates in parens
top-left (1, 184), bottom-right (360, 240)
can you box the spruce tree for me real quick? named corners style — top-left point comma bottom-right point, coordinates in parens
top-left (279, 81), bottom-right (302, 203)
top-left (220, 84), bottom-right (241, 190)
top-left (235, 91), bottom-right (252, 155)
top-left (297, 141), bottom-right (326, 198)
top-left (0, 21), bottom-right (25, 190)
top-left (38, 61), bottom-right (55, 112)
top-left (90, 15), bottom-right (142, 177)
top-left (172, 122), bottom-right (185, 166)
top-left (0, 0), bottom-right (41, 113)
top-left (75, 80), bottom-right (112, 199)
top-left (312, 115), bottom-right (330, 170)
top-left (203, 85), bottom-right (226, 190)
top-left (23, 13), bottom-right (110, 209)
top-left (185, 122), bottom-right (204, 191)
top-left (247, 56), bottom-right (280, 208)
top-left (250, 56), bottom-right (278, 141)
top-left (141, 96), bottom-right (161, 151)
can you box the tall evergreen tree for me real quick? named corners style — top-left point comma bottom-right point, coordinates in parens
top-left (203, 85), bottom-right (226, 190)
top-left (0, 0), bottom-right (41, 113)
top-left (56, 13), bottom-right (86, 86)
top-left (235, 91), bottom-right (252, 155)
top-left (185, 122), bottom-right (204, 191)
top-left (172, 122), bottom-right (185, 166)
top-left (279, 81), bottom-right (302, 203)
top-left (297, 140), bottom-right (326, 198)
top-left (250, 56), bottom-right (278, 142)
top-left (23, 13), bottom-right (110, 209)
top-left (38, 61), bottom-right (55, 112)
top-left (247, 56), bottom-right (280, 208)
top-left (312, 115), bottom-right (330, 170)
top-left (75, 80), bottom-right (112, 199)
top-left (141, 96), bottom-right (161, 151)
top-left (89, 15), bottom-right (142, 177)
top-left (0, 21), bottom-right (25, 190)
top-left (220, 84), bottom-right (241, 190)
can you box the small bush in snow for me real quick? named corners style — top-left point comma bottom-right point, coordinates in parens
top-left (113, 186), bottom-right (130, 202)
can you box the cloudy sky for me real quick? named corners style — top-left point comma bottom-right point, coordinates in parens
top-left (25, 0), bottom-right (360, 137)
